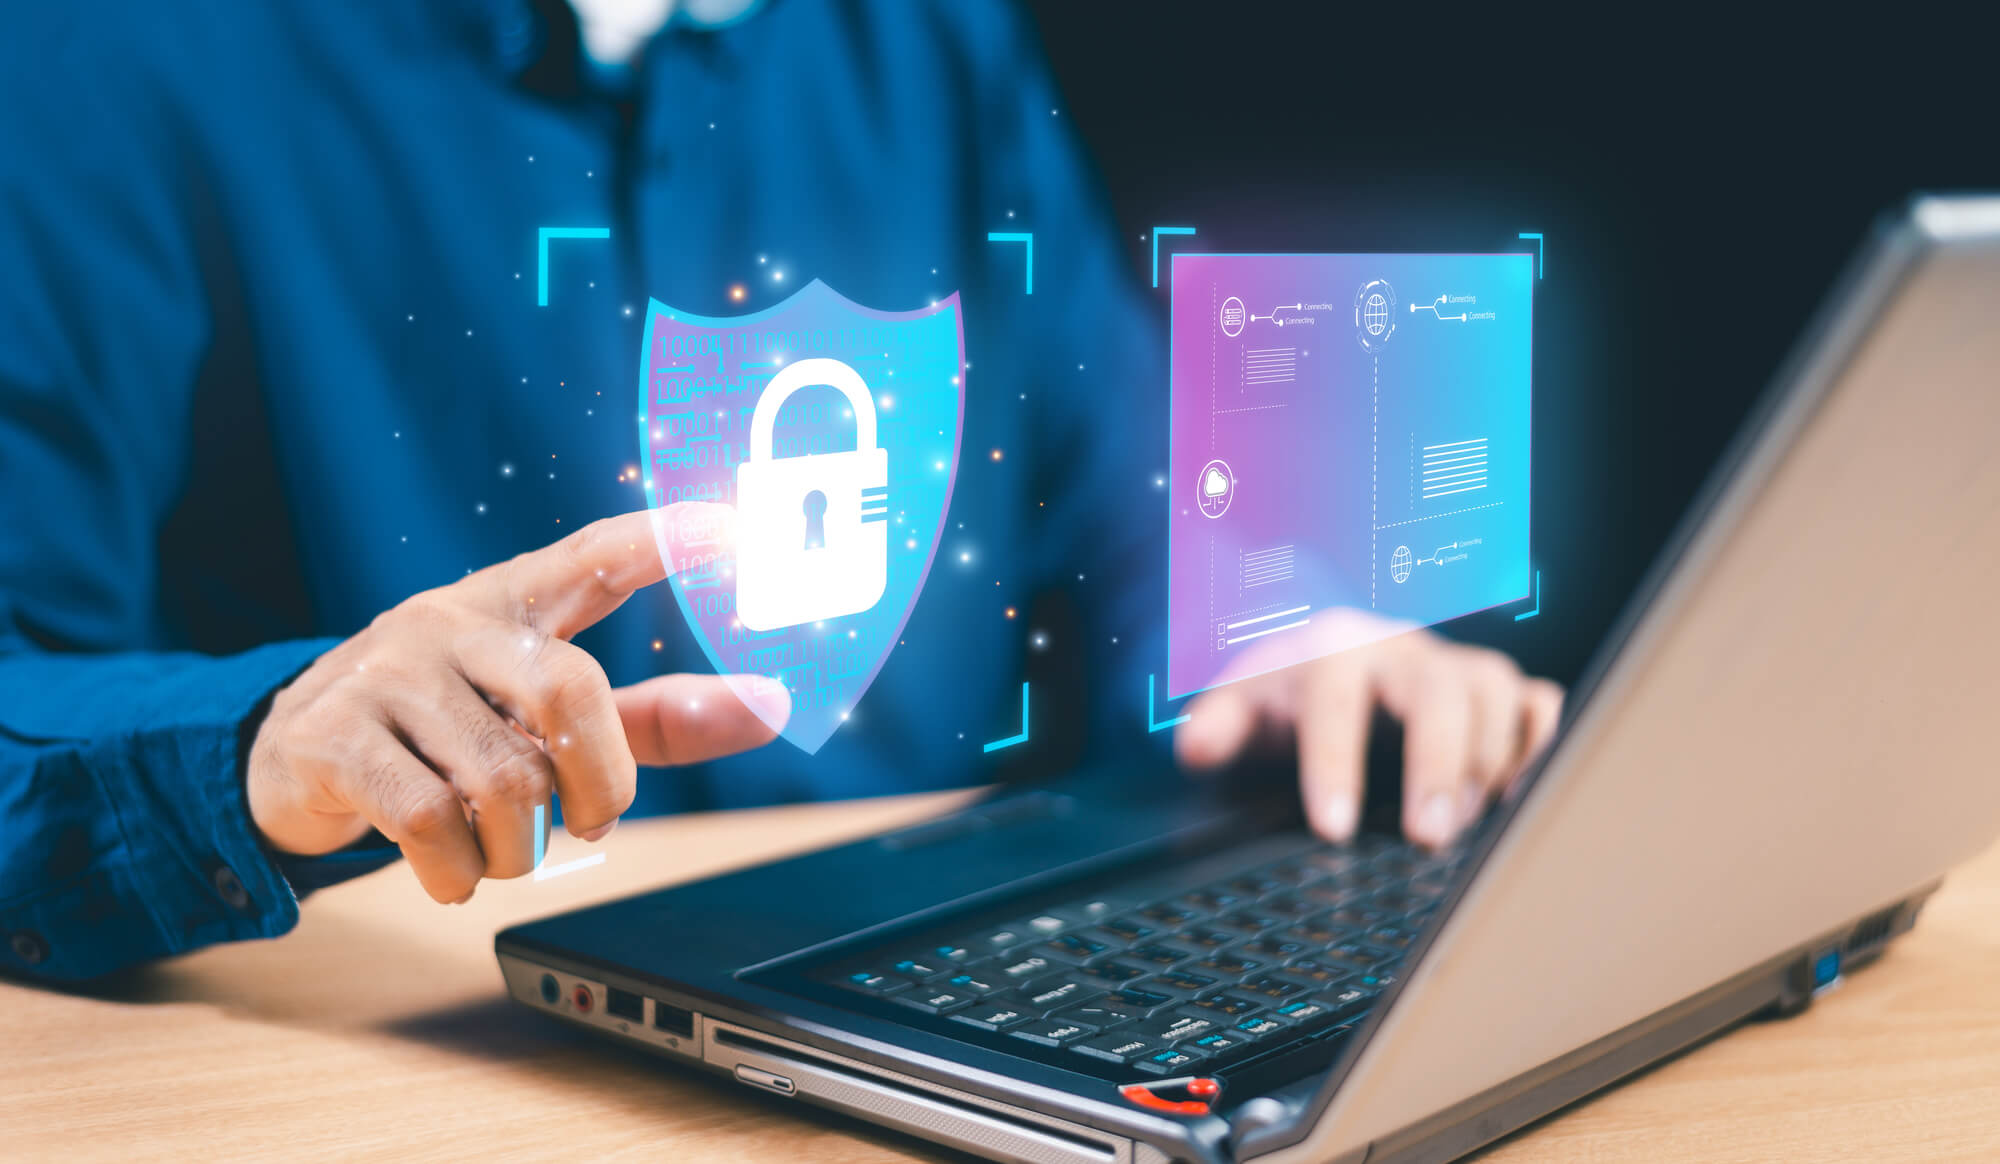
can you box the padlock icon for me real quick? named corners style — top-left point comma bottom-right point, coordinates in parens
top-left (734, 356), bottom-right (889, 631)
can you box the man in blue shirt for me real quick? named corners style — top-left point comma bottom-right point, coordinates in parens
top-left (0, 0), bottom-right (1560, 981)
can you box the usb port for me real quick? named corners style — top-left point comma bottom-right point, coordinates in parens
top-left (652, 1000), bottom-right (695, 1038)
top-left (606, 987), bottom-right (644, 1023)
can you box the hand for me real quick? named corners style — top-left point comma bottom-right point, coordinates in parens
top-left (1175, 626), bottom-right (1561, 849)
top-left (246, 505), bottom-right (789, 902)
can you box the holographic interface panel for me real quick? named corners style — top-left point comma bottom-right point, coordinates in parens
top-left (1168, 253), bottom-right (1533, 697)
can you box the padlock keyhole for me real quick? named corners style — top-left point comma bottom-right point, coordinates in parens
top-left (802, 490), bottom-right (828, 550)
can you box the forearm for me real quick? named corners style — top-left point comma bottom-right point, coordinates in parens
top-left (0, 639), bottom-right (393, 981)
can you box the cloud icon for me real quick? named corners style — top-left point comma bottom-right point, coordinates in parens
top-left (1203, 468), bottom-right (1229, 497)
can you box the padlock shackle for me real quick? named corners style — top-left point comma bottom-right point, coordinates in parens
top-left (748, 357), bottom-right (878, 462)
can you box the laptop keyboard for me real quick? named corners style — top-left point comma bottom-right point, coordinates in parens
top-left (818, 834), bottom-right (1467, 1080)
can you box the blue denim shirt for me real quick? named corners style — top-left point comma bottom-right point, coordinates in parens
top-left (0, 0), bottom-right (1166, 980)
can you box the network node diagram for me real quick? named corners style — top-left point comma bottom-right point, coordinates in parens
top-left (1167, 253), bottom-right (1533, 697)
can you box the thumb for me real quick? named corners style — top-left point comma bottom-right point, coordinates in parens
top-left (614, 672), bottom-right (791, 766)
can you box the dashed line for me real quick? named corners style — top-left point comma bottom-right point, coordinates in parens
top-left (1214, 403), bottom-right (1290, 415)
top-left (1373, 501), bottom-right (1506, 530)
top-left (1371, 354), bottom-right (1378, 609)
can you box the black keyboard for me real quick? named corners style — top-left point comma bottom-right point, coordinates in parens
top-left (816, 833), bottom-right (1467, 1080)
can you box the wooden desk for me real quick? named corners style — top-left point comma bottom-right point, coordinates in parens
top-left (7, 790), bottom-right (1999, 1162)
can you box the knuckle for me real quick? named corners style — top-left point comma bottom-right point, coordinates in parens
top-left (393, 784), bottom-right (462, 841)
top-left (540, 650), bottom-right (610, 719)
top-left (484, 750), bottom-right (553, 806)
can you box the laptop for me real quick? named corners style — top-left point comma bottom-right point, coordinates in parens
top-left (496, 195), bottom-right (2000, 1163)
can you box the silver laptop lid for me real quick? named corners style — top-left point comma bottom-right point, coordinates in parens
top-left (1252, 195), bottom-right (2000, 1162)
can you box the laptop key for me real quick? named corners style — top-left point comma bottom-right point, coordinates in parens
top-left (1188, 1031), bottom-right (1254, 1057)
top-left (1189, 950), bottom-right (1262, 977)
top-left (1281, 915), bottom-right (1345, 946)
top-left (932, 943), bottom-right (976, 963)
top-left (949, 1000), bottom-right (1036, 1032)
top-left (1036, 933), bottom-right (1110, 964)
top-left (1052, 1000), bottom-right (1143, 1031)
top-left (1128, 942), bottom-right (1197, 968)
top-left (1131, 1012), bottom-right (1219, 1044)
top-left (1138, 902), bottom-right (1202, 927)
top-left (1072, 1032), bottom-right (1164, 1065)
top-left (946, 971), bottom-right (1002, 996)
top-left (1009, 1018), bottom-right (1100, 1048)
top-left (1234, 1015), bottom-right (1289, 1038)
top-left (890, 988), bottom-right (977, 1015)
top-left (1133, 1047), bottom-right (1208, 1076)
top-left (840, 971), bottom-right (909, 995)
top-left (1235, 974), bottom-right (1305, 1000)
top-left (1327, 940), bottom-right (1395, 965)
top-left (1178, 889), bottom-right (1241, 913)
top-left (1109, 986), bottom-right (1180, 1014)
top-left (1365, 924), bottom-right (1418, 951)
top-left (892, 957), bottom-right (951, 982)
top-left (1019, 974), bottom-right (1101, 1012)
top-left (1259, 894), bottom-right (1316, 920)
top-left (1076, 960), bottom-right (1149, 987)
top-left (1273, 958), bottom-right (1360, 988)
top-left (1182, 993), bottom-right (1263, 1019)
top-left (972, 926), bottom-right (1031, 953)
top-left (987, 952), bottom-right (1059, 983)
top-left (1215, 910), bottom-right (1281, 934)
top-left (1148, 969), bottom-right (1220, 997)
top-left (1176, 928), bottom-right (1236, 951)
top-left (1271, 997), bottom-right (1343, 1029)
top-left (1094, 916), bottom-right (1156, 945)
top-left (1319, 984), bottom-right (1381, 1016)
top-left (1239, 936), bottom-right (1312, 962)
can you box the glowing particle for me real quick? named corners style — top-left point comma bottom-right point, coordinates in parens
top-left (958, 551), bottom-right (970, 563)
top-left (1004, 607), bottom-right (1016, 619)
top-left (880, 394), bottom-right (894, 410)
top-left (989, 448), bottom-right (1003, 462)
top-left (772, 269), bottom-right (785, 282)
top-left (1031, 632), bottom-right (1048, 649)
top-left (476, 502), bottom-right (487, 514)
top-left (500, 462), bottom-right (515, 478)
top-left (622, 305), bottom-right (633, 316)
top-left (905, 538), bottom-right (917, 550)
top-left (652, 639), bottom-right (663, 651)
top-left (729, 284), bottom-right (747, 302)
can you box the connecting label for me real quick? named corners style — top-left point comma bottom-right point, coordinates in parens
top-left (1167, 253), bottom-right (1534, 697)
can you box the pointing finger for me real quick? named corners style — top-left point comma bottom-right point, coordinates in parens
top-left (476, 504), bottom-right (735, 640)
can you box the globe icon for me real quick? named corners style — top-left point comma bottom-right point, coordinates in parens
top-left (1391, 544), bottom-right (1413, 583)
top-left (1364, 293), bottom-right (1389, 336)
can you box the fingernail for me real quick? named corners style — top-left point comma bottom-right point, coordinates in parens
top-left (1458, 785), bottom-right (1486, 829)
top-left (1321, 797), bottom-right (1357, 842)
top-left (1418, 792), bottom-right (1456, 844)
top-left (453, 888), bottom-right (475, 905)
top-left (581, 818), bottom-right (617, 843)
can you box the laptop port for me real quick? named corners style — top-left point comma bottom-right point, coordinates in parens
top-left (652, 1000), bottom-right (695, 1038)
top-left (538, 973), bottom-right (559, 1005)
top-left (571, 984), bottom-right (594, 1013)
top-left (606, 987), bottom-right (644, 1024)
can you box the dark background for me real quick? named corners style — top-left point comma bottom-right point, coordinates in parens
top-left (1023, 4), bottom-right (1993, 686)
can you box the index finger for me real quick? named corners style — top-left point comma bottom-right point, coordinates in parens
top-left (477, 503), bottom-right (735, 639)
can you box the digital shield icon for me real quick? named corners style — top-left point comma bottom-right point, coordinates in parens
top-left (637, 281), bottom-right (964, 754)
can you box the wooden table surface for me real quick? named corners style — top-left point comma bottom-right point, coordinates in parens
top-left (7, 788), bottom-right (1999, 1162)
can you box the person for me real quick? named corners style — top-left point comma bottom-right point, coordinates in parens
top-left (0, 0), bottom-right (1560, 982)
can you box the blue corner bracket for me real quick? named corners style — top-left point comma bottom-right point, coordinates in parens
top-left (984, 681), bottom-right (1031, 752)
top-left (986, 232), bottom-right (1034, 294)
top-left (1151, 226), bottom-right (1197, 288)
top-left (1517, 232), bottom-right (1544, 279)
top-left (1514, 570), bottom-right (1542, 621)
top-left (1147, 673), bottom-right (1191, 733)
top-left (537, 226), bottom-right (612, 305)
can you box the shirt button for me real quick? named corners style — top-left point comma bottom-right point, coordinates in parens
top-left (211, 865), bottom-right (252, 911)
top-left (9, 931), bottom-right (48, 966)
